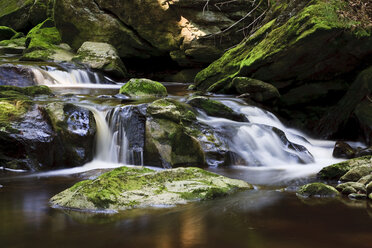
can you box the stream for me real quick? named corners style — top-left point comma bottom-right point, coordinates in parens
top-left (1, 64), bottom-right (372, 248)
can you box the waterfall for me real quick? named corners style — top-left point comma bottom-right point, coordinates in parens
top-left (30, 67), bottom-right (114, 86)
top-left (83, 105), bottom-right (144, 166)
top-left (198, 99), bottom-right (341, 170)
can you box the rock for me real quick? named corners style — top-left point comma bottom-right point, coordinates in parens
top-left (119, 78), bottom-right (167, 97)
top-left (336, 182), bottom-right (366, 195)
top-left (358, 174), bottom-right (372, 185)
top-left (44, 103), bottom-right (97, 167)
top-left (187, 96), bottom-right (247, 122)
top-left (367, 181), bottom-right (372, 195)
top-left (0, 0), bottom-right (51, 31)
top-left (0, 26), bottom-right (17, 41)
top-left (54, 0), bottom-right (267, 65)
top-left (0, 86), bottom-right (97, 170)
top-left (194, 1), bottom-right (371, 92)
top-left (318, 156), bottom-right (372, 180)
top-left (0, 37), bottom-right (26, 54)
top-left (73, 41), bottom-right (128, 78)
top-left (0, 64), bottom-right (36, 86)
top-left (340, 165), bottom-right (372, 182)
top-left (145, 99), bottom-right (205, 168)
top-left (21, 18), bottom-right (74, 62)
top-left (348, 193), bottom-right (367, 200)
top-left (333, 141), bottom-right (355, 159)
top-left (317, 66), bottom-right (372, 143)
top-left (50, 166), bottom-right (253, 211)
top-left (355, 147), bottom-right (372, 157)
top-left (297, 183), bottom-right (340, 198)
top-left (232, 77), bottom-right (280, 102)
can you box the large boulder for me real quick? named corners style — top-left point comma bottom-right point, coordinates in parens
top-left (145, 98), bottom-right (206, 168)
top-left (50, 166), bottom-right (253, 211)
top-left (53, 0), bottom-right (268, 65)
top-left (0, 64), bottom-right (36, 86)
top-left (0, 0), bottom-right (52, 31)
top-left (0, 86), bottom-right (97, 170)
top-left (0, 26), bottom-right (17, 41)
top-left (194, 0), bottom-right (371, 91)
top-left (73, 41), bottom-right (128, 78)
top-left (119, 78), bottom-right (167, 97)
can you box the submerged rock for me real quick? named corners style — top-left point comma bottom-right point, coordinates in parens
top-left (120, 78), bottom-right (167, 97)
top-left (297, 183), bottom-right (339, 198)
top-left (187, 96), bottom-right (247, 122)
top-left (50, 166), bottom-right (253, 211)
top-left (73, 41), bottom-right (128, 78)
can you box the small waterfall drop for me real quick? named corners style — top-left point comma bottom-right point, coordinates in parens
top-left (30, 67), bottom-right (113, 86)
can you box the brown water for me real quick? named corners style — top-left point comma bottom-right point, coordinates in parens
top-left (1, 170), bottom-right (372, 248)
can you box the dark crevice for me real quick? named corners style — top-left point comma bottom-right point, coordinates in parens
top-left (91, 0), bottom-right (159, 52)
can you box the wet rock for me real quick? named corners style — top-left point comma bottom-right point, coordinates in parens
top-left (348, 193), bottom-right (367, 200)
top-left (367, 182), bottom-right (372, 195)
top-left (145, 99), bottom-right (205, 168)
top-left (0, 65), bottom-right (36, 86)
top-left (333, 141), bottom-right (356, 159)
top-left (297, 183), bottom-right (340, 198)
top-left (187, 96), bottom-right (247, 122)
top-left (232, 77), bottom-right (280, 103)
top-left (0, 87), bottom-right (96, 170)
top-left (119, 78), bottom-right (167, 97)
top-left (50, 166), bottom-right (253, 211)
top-left (73, 41), bottom-right (128, 78)
top-left (318, 156), bottom-right (372, 180)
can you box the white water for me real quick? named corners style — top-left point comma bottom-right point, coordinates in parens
top-left (197, 98), bottom-right (344, 181)
top-left (31, 67), bottom-right (114, 86)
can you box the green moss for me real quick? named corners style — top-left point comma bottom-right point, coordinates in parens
top-left (195, 0), bottom-right (372, 92)
top-left (0, 0), bottom-right (33, 17)
top-left (297, 183), bottom-right (340, 197)
top-left (119, 78), bottom-right (167, 97)
top-left (0, 85), bottom-right (51, 99)
top-left (51, 166), bottom-right (252, 210)
top-left (0, 37), bottom-right (26, 47)
top-left (318, 156), bottom-right (372, 180)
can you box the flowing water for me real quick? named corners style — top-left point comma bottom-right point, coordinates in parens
top-left (1, 65), bottom-right (372, 248)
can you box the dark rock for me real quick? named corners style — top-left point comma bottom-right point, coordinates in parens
top-left (0, 64), bottom-right (36, 86)
top-left (333, 141), bottom-right (356, 159)
top-left (232, 77), bottom-right (280, 103)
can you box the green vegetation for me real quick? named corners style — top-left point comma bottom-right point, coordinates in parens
top-left (297, 183), bottom-right (340, 198)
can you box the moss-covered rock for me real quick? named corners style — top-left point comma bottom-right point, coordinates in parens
top-left (187, 96), bottom-right (247, 122)
top-left (297, 183), bottom-right (340, 198)
top-left (336, 182), bottom-right (366, 195)
top-left (318, 156), bottom-right (372, 180)
top-left (119, 78), bottom-right (167, 97)
top-left (0, 26), bottom-right (17, 41)
top-left (232, 77), bottom-right (280, 102)
top-left (21, 18), bottom-right (74, 62)
top-left (145, 99), bottom-right (206, 168)
top-left (73, 41), bottom-right (128, 78)
top-left (194, 0), bottom-right (371, 93)
top-left (340, 165), bottom-right (372, 182)
top-left (50, 166), bottom-right (253, 211)
top-left (358, 174), bottom-right (372, 185)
